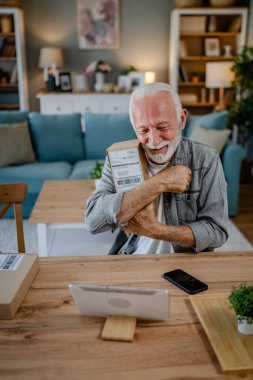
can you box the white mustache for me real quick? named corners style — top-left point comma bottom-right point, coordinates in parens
top-left (144, 141), bottom-right (169, 150)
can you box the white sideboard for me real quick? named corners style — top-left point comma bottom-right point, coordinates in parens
top-left (37, 92), bottom-right (131, 116)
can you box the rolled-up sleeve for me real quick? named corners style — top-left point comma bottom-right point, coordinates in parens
top-left (187, 152), bottom-right (229, 252)
top-left (85, 156), bottom-right (125, 234)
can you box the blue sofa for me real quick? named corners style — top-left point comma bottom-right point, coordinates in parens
top-left (0, 110), bottom-right (245, 217)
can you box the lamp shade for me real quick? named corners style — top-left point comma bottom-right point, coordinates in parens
top-left (145, 71), bottom-right (156, 84)
top-left (205, 62), bottom-right (234, 88)
top-left (38, 47), bottom-right (64, 68)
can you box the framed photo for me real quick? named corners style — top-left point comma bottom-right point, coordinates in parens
top-left (204, 38), bottom-right (220, 57)
top-left (77, 0), bottom-right (120, 49)
top-left (59, 72), bottom-right (72, 92)
top-left (129, 71), bottom-right (145, 90)
top-left (71, 71), bottom-right (88, 92)
top-left (117, 75), bottom-right (131, 91)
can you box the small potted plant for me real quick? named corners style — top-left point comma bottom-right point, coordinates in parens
top-left (89, 161), bottom-right (104, 188)
top-left (229, 284), bottom-right (253, 335)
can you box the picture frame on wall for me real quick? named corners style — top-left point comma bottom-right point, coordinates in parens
top-left (204, 38), bottom-right (220, 57)
top-left (77, 0), bottom-right (120, 49)
top-left (129, 71), bottom-right (145, 90)
top-left (71, 71), bottom-right (88, 92)
top-left (59, 72), bottom-right (72, 92)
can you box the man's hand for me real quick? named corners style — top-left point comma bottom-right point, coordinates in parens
top-left (155, 165), bottom-right (192, 193)
top-left (123, 203), bottom-right (158, 237)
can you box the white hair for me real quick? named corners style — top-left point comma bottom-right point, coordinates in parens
top-left (129, 82), bottom-right (183, 128)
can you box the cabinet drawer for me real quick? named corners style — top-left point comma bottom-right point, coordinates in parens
top-left (41, 100), bottom-right (72, 114)
top-left (101, 101), bottom-right (129, 114)
top-left (73, 101), bottom-right (100, 114)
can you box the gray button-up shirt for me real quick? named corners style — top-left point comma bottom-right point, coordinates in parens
top-left (85, 138), bottom-right (229, 254)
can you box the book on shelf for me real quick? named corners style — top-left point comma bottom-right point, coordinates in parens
top-left (0, 35), bottom-right (16, 57)
top-left (180, 40), bottom-right (188, 58)
top-left (179, 64), bottom-right (188, 82)
top-left (228, 16), bottom-right (241, 32)
top-left (10, 63), bottom-right (17, 84)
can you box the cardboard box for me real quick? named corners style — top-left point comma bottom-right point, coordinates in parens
top-left (0, 253), bottom-right (39, 319)
top-left (107, 139), bottom-right (150, 192)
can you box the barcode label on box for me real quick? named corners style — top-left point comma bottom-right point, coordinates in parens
top-left (0, 254), bottom-right (24, 271)
top-left (109, 149), bottom-right (144, 192)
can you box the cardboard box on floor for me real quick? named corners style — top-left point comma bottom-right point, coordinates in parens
top-left (0, 253), bottom-right (39, 319)
top-left (107, 139), bottom-right (150, 193)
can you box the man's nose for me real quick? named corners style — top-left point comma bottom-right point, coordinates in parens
top-left (149, 129), bottom-right (161, 147)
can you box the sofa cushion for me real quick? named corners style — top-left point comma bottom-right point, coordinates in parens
top-left (28, 112), bottom-right (85, 163)
top-left (0, 162), bottom-right (72, 193)
top-left (190, 125), bottom-right (231, 154)
top-left (0, 111), bottom-right (28, 124)
top-left (70, 160), bottom-right (105, 179)
top-left (0, 121), bottom-right (36, 167)
top-left (184, 110), bottom-right (228, 138)
top-left (84, 113), bottom-right (136, 159)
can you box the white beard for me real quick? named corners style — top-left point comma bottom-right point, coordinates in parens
top-left (143, 130), bottom-right (181, 164)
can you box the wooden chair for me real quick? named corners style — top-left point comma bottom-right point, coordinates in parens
top-left (0, 183), bottom-right (27, 253)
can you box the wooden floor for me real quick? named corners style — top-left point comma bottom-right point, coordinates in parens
top-left (232, 183), bottom-right (253, 245)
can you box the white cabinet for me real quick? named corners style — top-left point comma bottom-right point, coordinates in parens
top-left (37, 92), bottom-right (131, 117)
top-left (0, 7), bottom-right (29, 110)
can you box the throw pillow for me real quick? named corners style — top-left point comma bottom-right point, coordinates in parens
top-left (0, 121), bottom-right (36, 167)
top-left (28, 113), bottom-right (85, 163)
top-left (190, 124), bottom-right (231, 154)
top-left (184, 110), bottom-right (228, 138)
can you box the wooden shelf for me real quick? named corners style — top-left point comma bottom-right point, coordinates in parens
top-left (0, 84), bottom-right (18, 88)
top-left (0, 56), bottom-right (16, 60)
top-left (179, 81), bottom-right (205, 86)
top-left (180, 56), bottom-right (235, 61)
top-left (180, 32), bottom-right (239, 37)
top-left (0, 32), bottom-right (15, 36)
top-left (0, 104), bottom-right (19, 110)
top-left (182, 102), bottom-right (216, 107)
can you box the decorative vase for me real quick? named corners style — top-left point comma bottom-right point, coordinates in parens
top-left (94, 72), bottom-right (105, 92)
top-left (237, 316), bottom-right (253, 335)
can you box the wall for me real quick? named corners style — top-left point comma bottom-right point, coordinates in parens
top-left (22, 0), bottom-right (173, 111)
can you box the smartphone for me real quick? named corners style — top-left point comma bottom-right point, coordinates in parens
top-left (163, 269), bottom-right (208, 295)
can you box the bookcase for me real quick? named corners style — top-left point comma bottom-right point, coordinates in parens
top-left (169, 7), bottom-right (248, 114)
top-left (0, 7), bottom-right (29, 110)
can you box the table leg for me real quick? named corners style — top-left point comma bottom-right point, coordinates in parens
top-left (37, 223), bottom-right (48, 257)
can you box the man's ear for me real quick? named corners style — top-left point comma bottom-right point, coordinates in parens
top-left (180, 109), bottom-right (188, 130)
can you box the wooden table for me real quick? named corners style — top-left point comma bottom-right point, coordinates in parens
top-left (0, 252), bottom-right (253, 380)
top-left (29, 180), bottom-right (95, 256)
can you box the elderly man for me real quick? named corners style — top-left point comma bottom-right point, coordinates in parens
top-left (85, 82), bottom-right (228, 254)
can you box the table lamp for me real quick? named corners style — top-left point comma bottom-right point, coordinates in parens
top-left (38, 47), bottom-right (64, 88)
top-left (145, 71), bottom-right (156, 84)
top-left (205, 61), bottom-right (234, 111)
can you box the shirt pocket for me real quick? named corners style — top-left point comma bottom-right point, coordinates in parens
top-left (175, 190), bottom-right (200, 223)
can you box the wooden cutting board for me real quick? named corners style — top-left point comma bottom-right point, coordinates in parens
top-left (190, 293), bottom-right (253, 374)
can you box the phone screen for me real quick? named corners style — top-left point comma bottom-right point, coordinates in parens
top-left (163, 269), bottom-right (208, 295)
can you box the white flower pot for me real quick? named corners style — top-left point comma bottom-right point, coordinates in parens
top-left (94, 72), bottom-right (105, 92)
top-left (237, 316), bottom-right (253, 335)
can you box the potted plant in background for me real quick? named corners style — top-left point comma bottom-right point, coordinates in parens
top-left (85, 60), bottom-right (111, 92)
top-left (229, 284), bottom-right (253, 335)
top-left (228, 46), bottom-right (253, 182)
top-left (90, 161), bottom-right (104, 188)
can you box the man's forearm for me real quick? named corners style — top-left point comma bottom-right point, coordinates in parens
top-left (117, 176), bottom-right (162, 223)
top-left (152, 224), bottom-right (195, 247)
